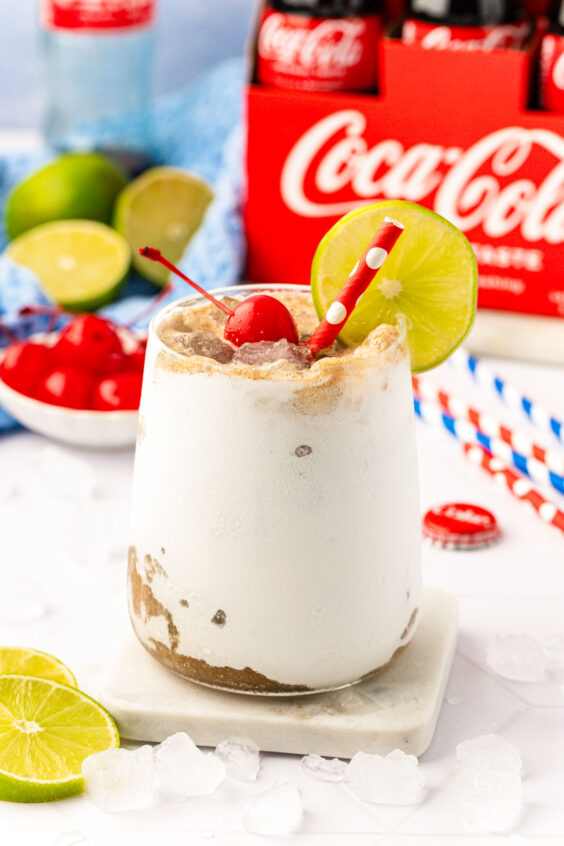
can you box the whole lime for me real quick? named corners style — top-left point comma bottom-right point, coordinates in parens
top-left (4, 153), bottom-right (127, 240)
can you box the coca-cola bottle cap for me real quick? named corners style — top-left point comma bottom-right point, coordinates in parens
top-left (271, 0), bottom-right (381, 16)
top-left (548, 0), bottom-right (564, 32)
top-left (422, 502), bottom-right (501, 549)
top-left (409, 0), bottom-right (527, 25)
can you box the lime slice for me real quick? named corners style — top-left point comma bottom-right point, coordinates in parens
top-left (6, 220), bottom-right (131, 311)
top-left (0, 674), bottom-right (119, 803)
top-left (4, 152), bottom-right (126, 240)
top-left (311, 201), bottom-right (477, 372)
top-left (114, 167), bottom-right (214, 286)
top-left (0, 647), bottom-right (76, 687)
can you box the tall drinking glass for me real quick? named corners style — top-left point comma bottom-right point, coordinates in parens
top-left (128, 285), bottom-right (422, 694)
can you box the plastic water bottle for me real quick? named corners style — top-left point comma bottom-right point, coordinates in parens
top-left (41, 0), bottom-right (156, 150)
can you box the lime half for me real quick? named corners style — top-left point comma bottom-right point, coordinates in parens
top-left (0, 674), bottom-right (119, 802)
top-left (114, 167), bottom-right (214, 286)
top-left (4, 152), bottom-right (126, 241)
top-left (0, 647), bottom-right (76, 687)
top-left (311, 201), bottom-right (477, 372)
top-left (6, 220), bottom-right (130, 311)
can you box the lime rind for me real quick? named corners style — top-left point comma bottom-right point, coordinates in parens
top-left (311, 200), bottom-right (478, 373)
top-left (4, 152), bottom-right (126, 241)
top-left (0, 674), bottom-right (119, 803)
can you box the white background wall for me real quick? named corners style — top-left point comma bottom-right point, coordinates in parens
top-left (0, 0), bottom-right (257, 129)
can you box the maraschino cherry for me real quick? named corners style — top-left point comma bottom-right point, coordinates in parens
top-left (0, 342), bottom-right (54, 397)
top-left (93, 372), bottom-right (143, 411)
top-left (138, 247), bottom-right (299, 346)
top-left (54, 314), bottom-right (123, 374)
top-left (0, 305), bottom-right (149, 411)
top-left (125, 338), bottom-right (147, 373)
top-left (38, 366), bottom-right (94, 409)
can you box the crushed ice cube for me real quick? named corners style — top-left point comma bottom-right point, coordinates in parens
top-left (344, 749), bottom-right (424, 805)
top-left (215, 737), bottom-right (260, 782)
top-left (301, 754), bottom-right (346, 783)
top-left (82, 745), bottom-right (155, 812)
top-left (233, 339), bottom-right (312, 370)
top-left (456, 734), bottom-right (522, 776)
top-left (175, 331), bottom-right (234, 363)
top-left (155, 732), bottom-right (225, 797)
top-left (36, 446), bottom-right (97, 502)
top-left (540, 633), bottom-right (564, 670)
top-left (464, 770), bottom-right (522, 833)
top-left (486, 634), bottom-right (548, 682)
top-left (242, 781), bottom-right (303, 836)
top-left (0, 578), bottom-right (46, 624)
top-left (51, 833), bottom-right (86, 846)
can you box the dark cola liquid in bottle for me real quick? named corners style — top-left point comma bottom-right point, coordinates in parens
top-left (256, 0), bottom-right (384, 92)
top-left (402, 0), bottom-right (531, 51)
top-left (540, 0), bottom-right (564, 110)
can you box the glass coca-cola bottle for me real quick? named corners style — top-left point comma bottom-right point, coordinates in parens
top-left (402, 0), bottom-right (531, 51)
top-left (540, 0), bottom-right (564, 110)
top-left (256, 0), bottom-right (384, 92)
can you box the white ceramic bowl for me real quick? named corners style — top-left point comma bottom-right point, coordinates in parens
top-left (0, 330), bottom-right (144, 449)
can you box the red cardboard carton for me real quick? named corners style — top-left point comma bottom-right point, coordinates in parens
top-left (245, 32), bottom-right (564, 328)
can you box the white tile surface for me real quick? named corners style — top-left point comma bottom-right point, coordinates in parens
top-left (1, 353), bottom-right (564, 844)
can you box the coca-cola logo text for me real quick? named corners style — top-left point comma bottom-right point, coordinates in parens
top-left (402, 19), bottom-right (530, 52)
top-left (258, 13), bottom-right (367, 72)
top-left (433, 506), bottom-right (491, 527)
top-left (281, 111), bottom-right (564, 244)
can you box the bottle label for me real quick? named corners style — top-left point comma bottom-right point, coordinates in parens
top-left (540, 33), bottom-right (564, 112)
top-left (43, 0), bottom-right (155, 30)
top-left (402, 18), bottom-right (531, 51)
top-left (256, 10), bottom-right (382, 92)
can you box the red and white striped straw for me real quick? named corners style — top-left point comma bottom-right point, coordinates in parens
top-left (412, 375), bottom-right (564, 476)
top-left (308, 217), bottom-right (404, 357)
top-left (463, 442), bottom-right (564, 535)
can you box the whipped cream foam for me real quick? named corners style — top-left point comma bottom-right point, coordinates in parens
top-left (128, 287), bottom-right (422, 694)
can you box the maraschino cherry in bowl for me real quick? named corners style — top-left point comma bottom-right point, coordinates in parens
top-left (0, 313), bottom-right (146, 449)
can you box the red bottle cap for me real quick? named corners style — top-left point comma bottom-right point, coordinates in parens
top-left (422, 503), bottom-right (501, 550)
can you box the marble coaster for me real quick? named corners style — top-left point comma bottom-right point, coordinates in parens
top-left (101, 587), bottom-right (457, 759)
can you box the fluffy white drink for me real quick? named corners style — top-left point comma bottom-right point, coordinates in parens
top-left (128, 285), bottom-right (422, 694)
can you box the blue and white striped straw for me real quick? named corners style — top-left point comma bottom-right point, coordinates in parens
top-left (450, 348), bottom-right (564, 445)
top-left (413, 396), bottom-right (564, 497)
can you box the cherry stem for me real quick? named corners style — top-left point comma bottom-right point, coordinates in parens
top-left (19, 305), bottom-right (66, 317)
top-left (0, 318), bottom-right (20, 345)
top-left (125, 281), bottom-right (175, 329)
top-left (138, 247), bottom-right (233, 317)
top-left (19, 303), bottom-right (67, 334)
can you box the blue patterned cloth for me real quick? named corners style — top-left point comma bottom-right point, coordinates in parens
top-left (0, 57), bottom-right (245, 431)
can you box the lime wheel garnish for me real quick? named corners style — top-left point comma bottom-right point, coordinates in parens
top-left (311, 200), bottom-right (477, 372)
top-left (0, 675), bottom-right (119, 802)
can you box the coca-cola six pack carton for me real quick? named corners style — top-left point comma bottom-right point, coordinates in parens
top-left (244, 2), bottom-right (564, 360)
